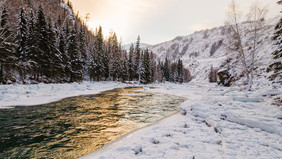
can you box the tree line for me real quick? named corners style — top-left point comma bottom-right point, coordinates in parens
top-left (0, 1), bottom-right (191, 84)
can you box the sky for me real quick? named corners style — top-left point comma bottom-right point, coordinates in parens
top-left (69, 0), bottom-right (281, 45)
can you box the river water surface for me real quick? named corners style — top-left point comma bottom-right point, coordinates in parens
top-left (0, 87), bottom-right (186, 158)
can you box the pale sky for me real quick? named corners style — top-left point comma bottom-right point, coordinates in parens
top-left (69, 0), bottom-right (280, 45)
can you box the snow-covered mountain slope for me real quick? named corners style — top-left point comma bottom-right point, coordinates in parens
top-left (150, 17), bottom-right (280, 83)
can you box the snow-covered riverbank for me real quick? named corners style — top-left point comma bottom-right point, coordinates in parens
top-left (82, 82), bottom-right (282, 159)
top-left (0, 82), bottom-right (129, 109)
top-left (0, 82), bottom-right (281, 158)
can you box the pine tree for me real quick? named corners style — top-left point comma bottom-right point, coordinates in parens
top-left (155, 61), bottom-right (163, 83)
top-left (267, 17), bottom-right (282, 83)
top-left (15, 7), bottom-right (28, 82)
top-left (78, 25), bottom-right (87, 61)
top-left (141, 49), bottom-right (151, 84)
top-left (170, 62), bottom-right (177, 82)
top-left (47, 17), bottom-right (64, 82)
top-left (0, 8), bottom-right (16, 84)
top-left (67, 22), bottom-right (83, 82)
top-left (15, 7), bottom-right (27, 62)
top-left (163, 58), bottom-right (170, 81)
top-left (25, 10), bottom-right (38, 81)
top-left (128, 44), bottom-right (134, 81)
top-left (121, 52), bottom-right (128, 82)
top-left (134, 35), bottom-right (141, 80)
top-left (58, 32), bottom-right (67, 81)
top-left (109, 32), bottom-right (122, 81)
top-left (149, 52), bottom-right (156, 83)
top-left (177, 59), bottom-right (184, 83)
top-left (93, 26), bottom-right (105, 81)
top-left (35, 6), bottom-right (50, 80)
top-left (89, 40), bottom-right (97, 81)
top-left (62, 21), bottom-right (72, 81)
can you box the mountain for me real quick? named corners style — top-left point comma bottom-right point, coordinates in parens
top-left (149, 17), bottom-right (280, 84)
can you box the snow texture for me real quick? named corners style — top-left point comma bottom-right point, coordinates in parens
top-left (80, 82), bottom-right (281, 159)
top-left (0, 82), bottom-right (281, 158)
top-left (149, 17), bottom-right (280, 84)
top-left (0, 82), bottom-right (129, 109)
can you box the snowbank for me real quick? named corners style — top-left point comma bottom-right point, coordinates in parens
top-left (0, 82), bottom-right (129, 109)
top-left (0, 82), bottom-right (281, 158)
top-left (82, 82), bottom-right (282, 159)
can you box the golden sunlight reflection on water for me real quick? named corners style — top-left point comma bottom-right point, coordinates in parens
top-left (0, 87), bottom-right (185, 158)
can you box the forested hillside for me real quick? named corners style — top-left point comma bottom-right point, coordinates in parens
top-left (0, 0), bottom-right (190, 84)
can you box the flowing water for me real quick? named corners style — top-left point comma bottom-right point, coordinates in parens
top-left (0, 87), bottom-right (186, 158)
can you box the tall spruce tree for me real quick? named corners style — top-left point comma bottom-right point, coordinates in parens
top-left (78, 25), bottom-right (87, 61)
top-left (141, 49), bottom-right (151, 84)
top-left (26, 10), bottom-right (38, 80)
top-left (67, 22), bottom-right (83, 82)
top-left (0, 8), bottom-right (16, 84)
top-left (35, 6), bottom-right (50, 79)
top-left (177, 59), bottom-right (184, 83)
top-left (170, 62), bottom-right (177, 82)
top-left (149, 52), bottom-right (155, 83)
top-left (62, 21), bottom-right (72, 81)
top-left (134, 35), bottom-right (141, 81)
top-left (109, 32), bottom-right (122, 81)
top-left (15, 7), bottom-right (28, 82)
top-left (89, 40), bottom-right (97, 81)
top-left (121, 52), bottom-right (128, 82)
top-left (47, 17), bottom-right (64, 82)
top-left (90, 26), bottom-right (104, 81)
top-left (128, 44), bottom-right (134, 81)
top-left (267, 16), bottom-right (282, 82)
top-left (163, 58), bottom-right (170, 81)
top-left (15, 7), bottom-right (27, 62)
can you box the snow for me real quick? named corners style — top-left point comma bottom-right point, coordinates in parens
top-left (79, 82), bottom-right (282, 159)
top-left (0, 81), bottom-right (281, 158)
top-left (1, 15), bottom-right (282, 159)
top-left (149, 17), bottom-right (280, 83)
top-left (60, 1), bottom-right (76, 20)
top-left (123, 43), bottom-right (152, 51)
top-left (0, 82), bottom-right (129, 109)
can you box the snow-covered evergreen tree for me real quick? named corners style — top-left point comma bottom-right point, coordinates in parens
top-left (177, 59), bottom-right (184, 83)
top-left (47, 17), bottom-right (64, 82)
top-left (128, 44), bottom-right (134, 81)
top-left (267, 1), bottom-right (281, 83)
top-left (67, 22), bottom-right (83, 82)
top-left (0, 8), bottom-right (16, 84)
top-left (121, 52), bottom-right (128, 82)
top-left (163, 58), bottom-right (170, 81)
top-left (35, 6), bottom-right (50, 80)
top-left (15, 7), bottom-right (27, 62)
top-left (15, 7), bottom-right (28, 82)
top-left (134, 35), bottom-right (141, 81)
top-left (25, 10), bottom-right (38, 81)
top-left (149, 52), bottom-right (156, 83)
top-left (141, 49), bottom-right (151, 84)
top-left (109, 32), bottom-right (122, 81)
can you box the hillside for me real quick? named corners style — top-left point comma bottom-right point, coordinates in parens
top-left (150, 17), bottom-right (280, 85)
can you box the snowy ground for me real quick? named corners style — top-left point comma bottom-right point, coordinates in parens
top-left (0, 82), bottom-right (281, 158)
top-left (0, 82), bottom-right (130, 109)
top-left (82, 82), bottom-right (282, 159)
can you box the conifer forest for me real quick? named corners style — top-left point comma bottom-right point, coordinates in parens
top-left (0, 0), bottom-right (190, 84)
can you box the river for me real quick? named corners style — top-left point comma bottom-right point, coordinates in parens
top-left (0, 87), bottom-right (186, 158)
